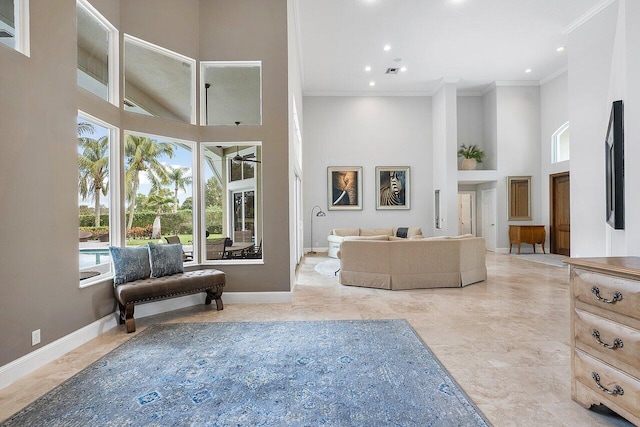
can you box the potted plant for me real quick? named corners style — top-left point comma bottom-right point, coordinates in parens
top-left (457, 144), bottom-right (485, 170)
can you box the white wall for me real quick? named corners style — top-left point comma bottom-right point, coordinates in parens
top-left (540, 72), bottom-right (569, 249)
top-left (482, 88), bottom-right (498, 171)
top-left (302, 96), bottom-right (432, 249)
top-left (568, 0), bottom-right (621, 257)
top-left (496, 86), bottom-right (542, 250)
top-left (457, 96), bottom-right (485, 169)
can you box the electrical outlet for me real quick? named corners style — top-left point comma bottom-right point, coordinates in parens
top-left (32, 329), bottom-right (41, 346)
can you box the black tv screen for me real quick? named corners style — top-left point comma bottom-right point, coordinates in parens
top-left (605, 100), bottom-right (624, 229)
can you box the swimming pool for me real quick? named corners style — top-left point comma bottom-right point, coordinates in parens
top-left (79, 248), bottom-right (111, 269)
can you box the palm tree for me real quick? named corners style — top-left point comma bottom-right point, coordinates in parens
top-left (78, 123), bottom-right (109, 227)
top-left (167, 166), bottom-right (192, 213)
top-left (146, 188), bottom-right (174, 239)
top-left (124, 135), bottom-right (174, 230)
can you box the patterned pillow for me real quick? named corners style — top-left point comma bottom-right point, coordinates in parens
top-left (109, 246), bottom-right (151, 286)
top-left (148, 242), bottom-right (184, 278)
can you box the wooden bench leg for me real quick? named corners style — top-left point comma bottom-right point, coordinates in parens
top-left (124, 303), bottom-right (136, 333)
top-left (206, 287), bottom-right (224, 311)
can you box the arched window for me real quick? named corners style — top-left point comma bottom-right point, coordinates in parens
top-left (552, 122), bottom-right (570, 163)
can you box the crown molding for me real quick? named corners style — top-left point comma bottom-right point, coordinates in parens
top-left (539, 67), bottom-right (568, 86)
top-left (303, 91), bottom-right (432, 97)
top-left (563, 0), bottom-right (617, 35)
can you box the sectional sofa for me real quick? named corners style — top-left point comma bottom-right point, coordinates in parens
top-left (327, 227), bottom-right (423, 258)
top-left (337, 235), bottom-right (487, 290)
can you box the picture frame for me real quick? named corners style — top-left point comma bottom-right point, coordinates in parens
top-left (605, 100), bottom-right (624, 229)
top-left (327, 166), bottom-right (363, 210)
top-left (375, 166), bottom-right (410, 210)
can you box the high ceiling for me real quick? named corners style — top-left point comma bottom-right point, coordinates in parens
top-left (294, 0), bottom-right (605, 95)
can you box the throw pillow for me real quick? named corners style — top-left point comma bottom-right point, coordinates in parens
top-left (396, 227), bottom-right (409, 238)
top-left (148, 242), bottom-right (184, 278)
top-left (109, 246), bottom-right (151, 286)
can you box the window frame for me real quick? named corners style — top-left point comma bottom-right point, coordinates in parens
top-left (76, 0), bottom-right (119, 106)
top-left (78, 110), bottom-right (120, 288)
top-left (123, 34), bottom-right (197, 124)
top-left (0, 0), bottom-right (29, 56)
top-left (551, 121), bottom-right (570, 164)
top-left (200, 141), bottom-right (263, 265)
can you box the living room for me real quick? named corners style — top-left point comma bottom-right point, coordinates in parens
top-left (1, 0), bottom-right (639, 425)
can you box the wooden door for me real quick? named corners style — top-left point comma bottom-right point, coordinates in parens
top-left (550, 172), bottom-right (570, 255)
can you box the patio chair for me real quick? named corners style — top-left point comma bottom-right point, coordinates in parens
top-left (243, 239), bottom-right (262, 259)
top-left (206, 237), bottom-right (230, 260)
top-left (164, 235), bottom-right (193, 262)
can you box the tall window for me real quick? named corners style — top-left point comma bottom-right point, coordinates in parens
top-left (0, 0), bottom-right (29, 55)
top-left (78, 114), bottom-right (115, 283)
top-left (77, 0), bottom-right (118, 104)
top-left (552, 122), bottom-right (570, 163)
top-left (202, 143), bottom-right (262, 261)
top-left (124, 35), bottom-right (195, 124)
top-left (123, 132), bottom-right (194, 261)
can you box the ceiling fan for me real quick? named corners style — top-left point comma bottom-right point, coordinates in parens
top-left (231, 121), bottom-right (261, 164)
top-left (231, 146), bottom-right (261, 164)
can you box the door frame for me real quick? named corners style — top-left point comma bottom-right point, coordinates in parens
top-left (458, 191), bottom-right (477, 236)
top-left (549, 171), bottom-right (570, 254)
top-left (481, 188), bottom-right (496, 252)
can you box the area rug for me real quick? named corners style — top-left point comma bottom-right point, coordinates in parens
top-left (314, 258), bottom-right (341, 277)
top-left (508, 253), bottom-right (568, 267)
top-left (1, 320), bottom-right (490, 426)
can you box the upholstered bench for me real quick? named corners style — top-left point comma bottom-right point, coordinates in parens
top-left (109, 243), bottom-right (225, 333)
top-left (114, 269), bottom-right (225, 333)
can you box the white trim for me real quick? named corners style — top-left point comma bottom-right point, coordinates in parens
top-left (539, 67), bottom-right (568, 86)
top-left (0, 314), bottom-right (118, 390)
top-left (15, 0), bottom-right (29, 56)
top-left (481, 82), bottom-right (497, 95)
top-left (223, 291), bottom-right (292, 304)
top-left (494, 80), bottom-right (540, 87)
top-left (563, 0), bottom-right (617, 35)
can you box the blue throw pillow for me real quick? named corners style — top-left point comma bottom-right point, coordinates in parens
top-left (109, 246), bottom-right (151, 286)
top-left (148, 242), bottom-right (184, 278)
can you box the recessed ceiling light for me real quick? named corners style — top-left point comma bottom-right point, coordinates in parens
top-left (525, 68), bottom-right (532, 73)
top-left (383, 44), bottom-right (391, 51)
top-left (557, 46), bottom-right (565, 52)
top-left (369, 81), bottom-right (376, 86)
top-left (400, 66), bottom-right (407, 72)
top-left (365, 66), bottom-right (372, 72)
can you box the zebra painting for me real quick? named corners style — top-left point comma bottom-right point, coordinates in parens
top-left (376, 166), bottom-right (410, 209)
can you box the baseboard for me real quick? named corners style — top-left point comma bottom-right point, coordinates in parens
top-left (495, 247), bottom-right (510, 254)
top-left (0, 314), bottom-right (118, 390)
top-left (223, 291), bottom-right (292, 304)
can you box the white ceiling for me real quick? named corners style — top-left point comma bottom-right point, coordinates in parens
top-left (294, 0), bottom-right (606, 95)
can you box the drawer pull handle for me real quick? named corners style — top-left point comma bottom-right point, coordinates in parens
top-left (591, 330), bottom-right (623, 349)
top-left (591, 286), bottom-right (623, 303)
top-left (592, 372), bottom-right (624, 396)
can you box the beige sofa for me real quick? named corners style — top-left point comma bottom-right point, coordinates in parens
top-left (338, 236), bottom-right (487, 290)
top-left (327, 227), bottom-right (423, 258)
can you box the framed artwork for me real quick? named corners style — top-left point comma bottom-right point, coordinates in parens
top-left (376, 166), bottom-right (410, 210)
top-left (327, 166), bottom-right (363, 210)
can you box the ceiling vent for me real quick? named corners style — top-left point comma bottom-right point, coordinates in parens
top-left (0, 29), bottom-right (14, 38)
top-left (385, 67), bottom-right (399, 74)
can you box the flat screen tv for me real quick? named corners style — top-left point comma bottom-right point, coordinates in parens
top-left (605, 100), bottom-right (624, 229)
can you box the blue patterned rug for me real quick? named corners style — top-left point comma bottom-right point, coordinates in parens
top-left (1, 320), bottom-right (490, 426)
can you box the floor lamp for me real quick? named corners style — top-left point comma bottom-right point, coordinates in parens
top-left (309, 205), bottom-right (326, 254)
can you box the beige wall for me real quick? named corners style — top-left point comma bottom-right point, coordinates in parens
top-left (0, 0), bottom-right (290, 367)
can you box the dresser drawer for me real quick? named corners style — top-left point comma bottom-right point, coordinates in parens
top-left (574, 349), bottom-right (640, 417)
top-left (572, 268), bottom-right (640, 322)
top-left (574, 309), bottom-right (640, 378)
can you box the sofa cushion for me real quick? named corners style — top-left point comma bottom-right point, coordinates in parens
top-left (109, 246), bottom-right (151, 286)
top-left (332, 228), bottom-right (361, 237)
top-left (148, 242), bottom-right (184, 278)
top-left (344, 235), bottom-right (390, 241)
top-left (360, 228), bottom-right (393, 236)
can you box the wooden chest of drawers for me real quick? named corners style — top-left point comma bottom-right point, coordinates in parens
top-left (566, 257), bottom-right (640, 425)
top-left (508, 225), bottom-right (546, 254)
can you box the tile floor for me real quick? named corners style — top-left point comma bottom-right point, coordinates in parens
top-left (0, 252), bottom-right (634, 426)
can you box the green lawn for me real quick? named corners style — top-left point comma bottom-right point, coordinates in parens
top-left (126, 234), bottom-right (223, 246)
